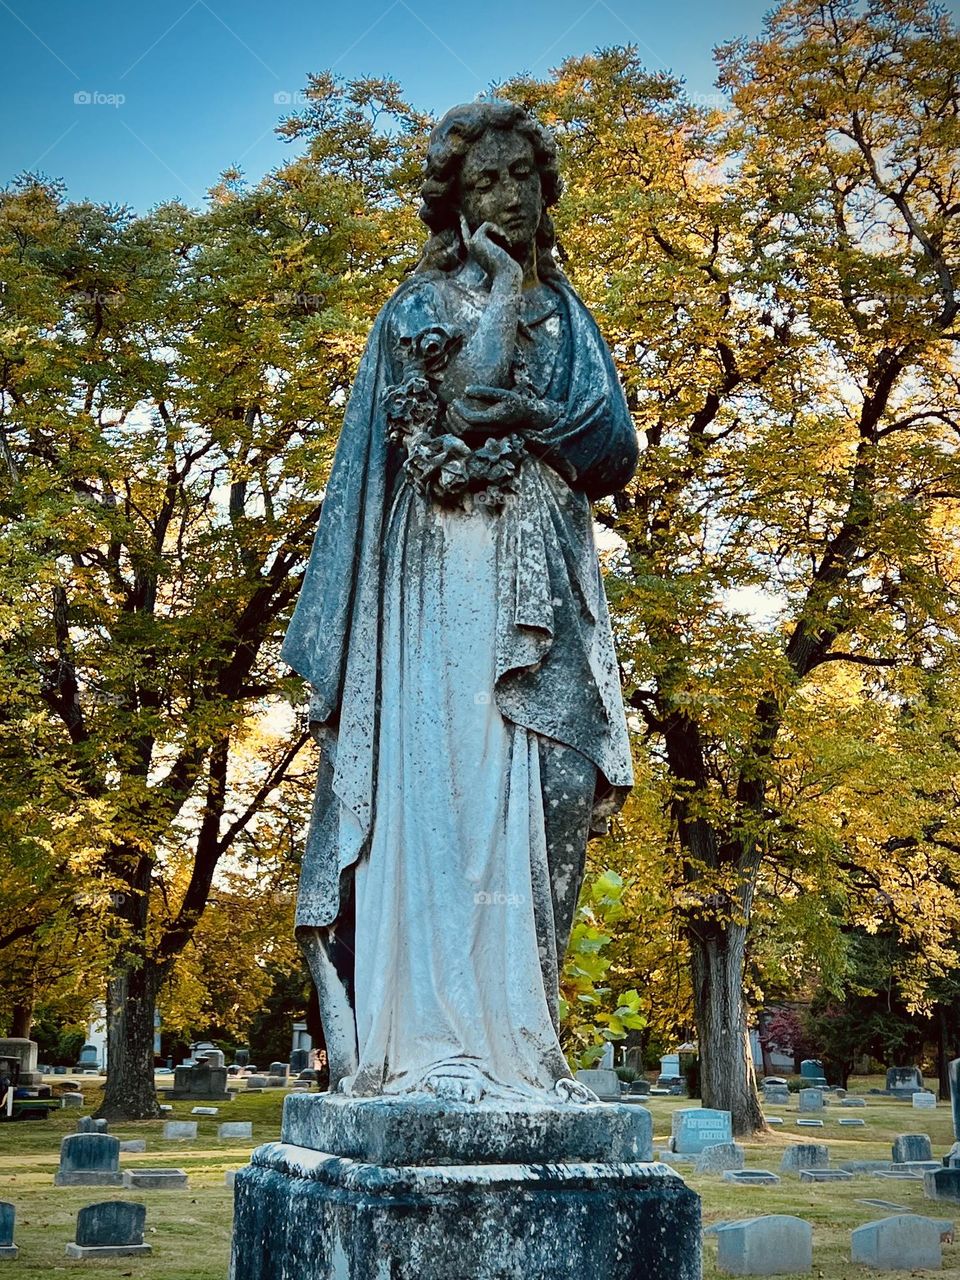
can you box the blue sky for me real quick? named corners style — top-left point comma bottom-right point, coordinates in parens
top-left (0, 0), bottom-right (933, 211)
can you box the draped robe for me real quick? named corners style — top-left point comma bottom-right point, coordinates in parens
top-left (282, 258), bottom-right (638, 1099)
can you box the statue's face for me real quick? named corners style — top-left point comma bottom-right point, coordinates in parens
top-left (459, 128), bottom-right (542, 256)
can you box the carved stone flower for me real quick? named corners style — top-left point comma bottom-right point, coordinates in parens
top-left (383, 375), bottom-right (438, 443)
top-left (406, 324), bottom-right (462, 377)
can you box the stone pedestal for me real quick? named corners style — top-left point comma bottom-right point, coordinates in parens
top-left (230, 1095), bottom-right (700, 1280)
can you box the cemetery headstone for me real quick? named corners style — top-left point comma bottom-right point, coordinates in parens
top-left (119, 1140), bottom-right (146, 1153)
top-left (716, 1215), bottom-right (812, 1276)
top-left (800, 1059), bottom-right (827, 1087)
top-left (762, 1084), bottom-right (790, 1105)
top-left (66, 1201), bottom-right (151, 1258)
top-left (694, 1143), bottom-right (744, 1173)
top-left (0, 1038), bottom-right (41, 1085)
top-left (196, 1048), bottom-right (226, 1069)
top-left (850, 1214), bottom-right (941, 1269)
top-left (670, 1108), bottom-right (733, 1154)
top-left (191, 1106), bottom-right (219, 1115)
top-left (796, 1119), bottom-right (824, 1127)
top-left (914, 1091), bottom-right (937, 1110)
top-left (123, 1168), bottom-right (189, 1189)
top-left (799, 1169), bottom-right (852, 1182)
top-left (573, 1069), bottom-right (621, 1101)
top-left (290, 1048), bottom-right (310, 1074)
top-left (841, 1097), bottom-right (866, 1107)
top-left (722, 1171), bottom-right (780, 1186)
top-left (269, 1062), bottom-right (288, 1078)
top-left (167, 1057), bottom-right (230, 1101)
top-left (925, 1168), bottom-right (960, 1203)
top-left (76, 1116), bottom-right (107, 1134)
top-left (219, 1121), bottom-right (253, 1139)
top-left (54, 1133), bottom-right (122, 1186)
top-left (162, 1120), bottom-right (197, 1140)
top-left (628, 1079), bottom-right (650, 1097)
top-left (886, 1066), bottom-right (923, 1097)
top-left (798, 1088), bottom-right (823, 1112)
top-left (839, 1117), bottom-right (866, 1126)
top-left (780, 1143), bottom-right (829, 1174)
top-left (893, 1134), bottom-right (933, 1163)
top-left (60, 1092), bottom-right (84, 1107)
top-left (0, 1202), bottom-right (17, 1260)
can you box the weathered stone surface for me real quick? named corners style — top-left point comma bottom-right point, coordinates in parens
top-left (191, 1106), bottom-right (219, 1115)
top-left (799, 1168), bottom-right (852, 1182)
top-left (716, 1215), bottom-right (812, 1276)
top-left (763, 1117), bottom-right (784, 1126)
top-left (219, 1121), bottom-right (253, 1140)
top-left (60, 1092), bottom-right (84, 1107)
top-left (795, 1119), bottom-right (824, 1127)
top-left (780, 1143), bottom-right (829, 1175)
top-left (722, 1171), bottom-right (780, 1186)
top-left (798, 1089), bottom-right (823, 1112)
top-left (162, 1120), bottom-right (197, 1140)
top-left (841, 1160), bottom-right (892, 1173)
top-left (119, 1140), bottom-right (147, 1153)
top-left (761, 1086), bottom-right (790, 1105)
top-left (694, 1143), bottom-right (744, 1174)
top-left (925, 1168), bottom-right (960, 1203)
top-left (76, 1116), bottom-right (107, 1134)
top-left (839, 1118), bottom-right (866, 1126)
top-left (914, 1091), bottom-right (938, 1110)
top-left (281, 1094), bottom-right (653, 1166)
top-left (0, 1202), bottom-right (15, 1258)
top-left (123, 1168), bottom-right (189, 1189)
top-left (841, 1097), bottom-right (866, 1107)
top-left (893, 1134), bottom-right (933, 1163)
top-left (54, 1133), bottom-right (122, 1186)
top-left (574, 1069), bottom-right (621, 1101)
top-left (230, 1142), bottom-right (701, 1280)
top-left (886, 1066), bottom-right (923, 1096)
top-left (168, 1059), bottom-right (230, 1101)
top-left (670, 1108), bottom-right (732, 1155)
top-left (75, 1201), bottom-right (145, 1246)
top-left (851, 1214), bottom-right (941, 1269)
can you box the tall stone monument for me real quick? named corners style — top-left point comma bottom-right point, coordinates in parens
top-left (230, 100), bottom-right (700, 1279)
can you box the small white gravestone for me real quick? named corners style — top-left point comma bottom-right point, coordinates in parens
top-left (573, 1069), bottom-right (621, 1101)
top-left (716, 1215), bottom-right (812, 1275)
top-left (191, 1106), bottom-right (219, 1115)
top-left (218, 1121), bottom-right (253, 1140)
top-left (670, 1108), bottom-right (733, 1154)
top-left (798, 1088), bottom-right (823, 1112)
top-left (913, 1091), bottom-right (937, 1110)
top-left (851, 1214), bottom-right (942, 1269)
top-left (162, 1120), bottom-right (197, 1140)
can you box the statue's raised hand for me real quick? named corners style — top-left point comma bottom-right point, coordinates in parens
top-left (448, 385), bottom-right (561, 438)
top-left (460, 215), bottom-right (522, 292)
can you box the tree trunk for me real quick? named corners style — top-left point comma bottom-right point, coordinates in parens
top-left (688, 921), bottom-right (765, 1136)
top-left (10, 997), bottom-right (33, 1039)
top-left (96, 962), bottom-right (161, 1120)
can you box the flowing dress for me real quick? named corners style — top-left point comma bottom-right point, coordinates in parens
top-left (282, 260), bottom-right (638, 1102)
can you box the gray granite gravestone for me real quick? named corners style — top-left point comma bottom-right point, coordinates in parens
top-left (76, 1116), bottom-right (107, 1134)
top-left (60, 1091), bottom-right (83, 1107)
top-left (66, 1201), bottom-right (151, 1258)
top-left (913, 1090), bottom-right (937, 1110)
top-left (925, 1168), bottom-right (960, 1203)
top-left (851, 1214), bottom-right (941, 1269)
top-left (167, 1058), bottom-right (230, 1101)
top-left (716, 1215), bottom-right (812, 1275)
top-left (162, 1120), bottom-right (197, 1140)
top-left (722, 1171), bottom-right (780, 1186)
top-left (54, 1133), bottom-right (122, 1186)
top-left (123, 1168), bottom-right (188, 1189)
top-left (219, 1121), bottom-right (253, 1139)
top-left (670, 1108), bottom-right (733, 1154)
top-left (694, 1143), bottom-right (744, 1173)
top-left (886, 1066), bottom-right (923, 1096)
top-left (780, 1143), bottom-right (829, 1174)
top-left (290, 1048), bottom-right (310, 1074)
top-left (119, 1140), bottom-right (146, 1153)
top-left (761, 1083), bottom-right (790, 1105)
top-left (893, 1134), bottom-right (933, 1163)
top-left (841, 1096), bottom-right (866, 1107)
top-left (800, 1060), bottom-right (827, 1087)
top-left (573, 1068), bottom-right (621, 1101)
top-left (0, 1202), bottom-right (16, 1260)
top-left (798, 1088), bottom-right (823, 1112)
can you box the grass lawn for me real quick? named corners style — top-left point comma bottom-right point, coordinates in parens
top-left (0, 1075), bottom-right (956, 1277)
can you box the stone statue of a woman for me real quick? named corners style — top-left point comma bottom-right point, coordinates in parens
top-left (282, 100), bottom-right (638, 1106)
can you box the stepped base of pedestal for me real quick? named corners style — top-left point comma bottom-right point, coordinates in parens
top-left (230, 1140), bottom-right (701, 1280)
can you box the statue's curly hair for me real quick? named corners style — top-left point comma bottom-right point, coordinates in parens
top-left (415, 101), bottom-right (564, 279)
